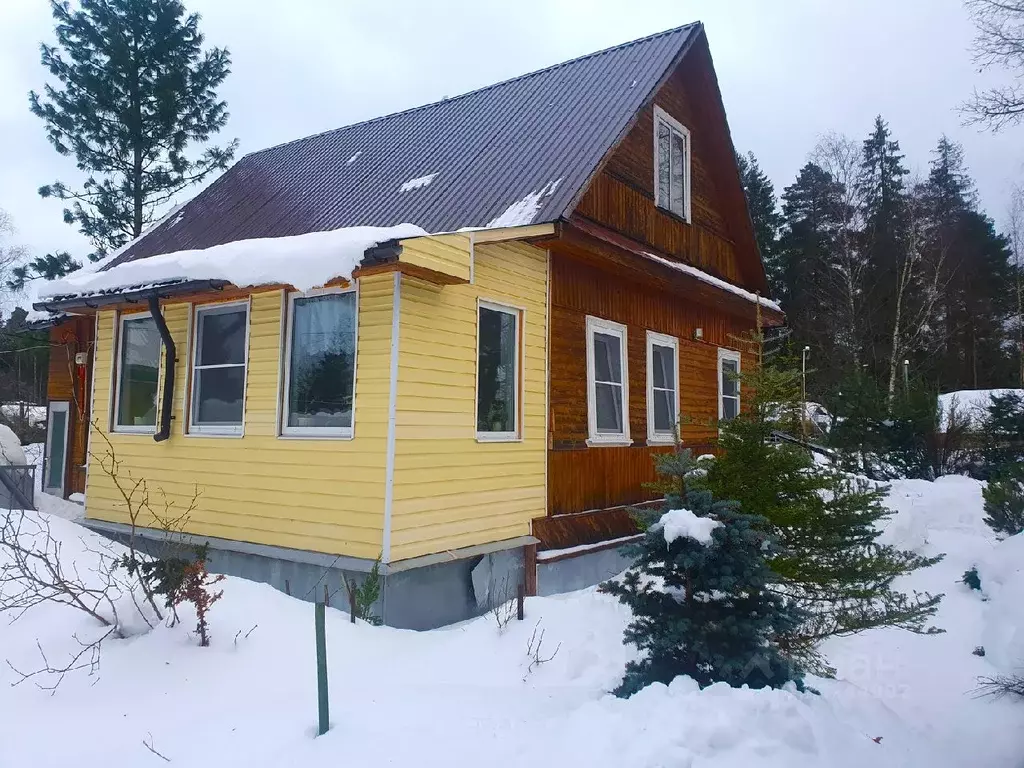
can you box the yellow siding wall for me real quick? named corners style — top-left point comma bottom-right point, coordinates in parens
top-left (391, 241), bottom-right (549, 560)
top-left (399, 233), bottom-right (472, 283)
top-left (85, 275), bottom-right (396, 559)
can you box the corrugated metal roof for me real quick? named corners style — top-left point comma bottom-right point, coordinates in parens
top-left (111, 23), bottom-right (700, 266)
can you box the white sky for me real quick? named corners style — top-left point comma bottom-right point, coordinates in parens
top-left (1, 0), bottom-right (1021, 260)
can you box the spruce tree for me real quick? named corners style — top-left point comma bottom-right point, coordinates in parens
top-left (737, 151), bottom-right (784, 298)
top-left (700, 326), bottom-right (943, 674)
top-left (983, 463), bottom-right (1024, 537)
top-left (31, 0), bottom-right (237, 258)
top-left (602, 450), bottom-right (806, 696)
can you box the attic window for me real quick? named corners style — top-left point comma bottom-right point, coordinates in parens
top-left (653, 105), bottom-right (691, 222)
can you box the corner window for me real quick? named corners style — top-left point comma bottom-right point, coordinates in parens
top-left (189, 302), bottom-right (249, 435)
top-left (646, 331), bottom-right (678, 443)
top-left (719, 349), bottom-right (741, 422)
top-left (114, 313), bottom-right (161, 432)
top-left (282, 288), bottom-right (358, 437)
top-left (654, 105), bottom-right (691, 222)
top-left (476, 301), bottom-right (521, 440)
top-left (586, 316), bottom-right (629, 444)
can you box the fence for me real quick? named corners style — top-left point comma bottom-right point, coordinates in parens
top-left (0, 465), bottom-right (35, 510)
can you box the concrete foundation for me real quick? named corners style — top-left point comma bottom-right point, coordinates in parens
top-left (535, 540), bottom-right (638, 597)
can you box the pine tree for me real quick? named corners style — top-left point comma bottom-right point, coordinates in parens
top-left (30, 0), bottom-right (237, 258)
top-left (602, 449), bottom-right (806, 696)
top-left (737, 151), bottom-right (784, 297)
top-left (700, 326), bottom-right (944, 674)
top-left (8, 251), bottom-right (81, 292)
top-left (983, 463), bottom-right (1024, 537)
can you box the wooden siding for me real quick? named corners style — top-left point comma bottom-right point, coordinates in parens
top-left (547, 249), bottom-right (752, 518)
top-left (47, 317), bottom-right (94, 496)
top-left (398, 233), bottom-right (472, 284)
top-left (390, 241), bottom-right (548, 561)
top-left (575, 41), bottom-right (766, 293)
top-left (84, 276), bottom-right (395, 560)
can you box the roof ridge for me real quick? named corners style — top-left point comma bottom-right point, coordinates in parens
top-left (247, 21), bottom-right (701, 158)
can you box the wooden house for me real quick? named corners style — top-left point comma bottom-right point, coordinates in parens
top-left (34, 22), bottom-right (782, 628)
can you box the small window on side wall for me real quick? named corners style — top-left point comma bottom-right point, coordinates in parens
top-left (189, 302), bottom-right (249, 435)
top-left (114, 313), bottom-right (161, 432)
top-left (476, 301), bottom-right (521, 440)
top-left (586, 316), bottom-right (629, 445)
top-left (283, 288), bottom-right (358, 437)
top-left (654, 105), bottom-right (691, 222)
top-left (718, 348), bottom-right (741, 423)
top-left (646, 331), bottom-right (679, 443)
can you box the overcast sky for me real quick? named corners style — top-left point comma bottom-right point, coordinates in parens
top-left (1, 0), bottom-right (1021, 261)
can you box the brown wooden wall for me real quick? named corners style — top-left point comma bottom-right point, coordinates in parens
top-left (47, 317), bottom-right (94, 497)
top-left (546, 249), bottom-right (755, 521)
top-left (574, 40), bottom-right (766, 294)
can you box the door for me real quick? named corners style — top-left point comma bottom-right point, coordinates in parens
top-left (43, 401), bottom-right (70, 497)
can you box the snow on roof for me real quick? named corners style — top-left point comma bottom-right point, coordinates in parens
top-left (38, 223), bottom-right (427, 302)
top-left (938, 389), bottom-right (1024, 431)
top-left (657, 508), bottom-right (722, 546)
top-left (485, 179), bottom-right (562, 228)
top-left (399, 173), bottom-right (438, 193)
top-left (642, 251), bottom-right (782, 313)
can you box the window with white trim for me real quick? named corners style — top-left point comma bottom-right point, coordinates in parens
top-left (476, 301), bottom-right (521, 440)
top-left (586, 316), bottom-right (629, 443)
top-left (189, 302), bottom-right (249, 434)
top-left (646, 331), bottom-right (678, 442)
top-left (114, 313), bottom-right (161, 432)
top-left (654, 105), bottom-right (691, 222)
top-left (282, 288), bottom-right (358, 437)
top-left (718, 349), bottom-right (741, 422)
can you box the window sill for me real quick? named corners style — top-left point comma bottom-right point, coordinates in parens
top-left (111, 426), bottom-right (157, 436)
top-left (278, 432), bottom-right (354, 441)
top-left (654, 201), bottom-right (692, 226)
top-left (585, 436), bottom-right (632, 447)
top-left (646, 436), bottom-right (677, 446)
top-left (476, 432), bottom-right (523, 443)
top-left (185, 429), bottom-right (244, 439)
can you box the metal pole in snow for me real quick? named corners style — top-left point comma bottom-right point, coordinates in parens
top-left (315, 600), bottom-right (329, 736)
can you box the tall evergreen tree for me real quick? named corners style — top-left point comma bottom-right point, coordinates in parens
top-left (737, 151), bottom-right (784, 298)
top-left (31, 0), bottom-right (237, 258)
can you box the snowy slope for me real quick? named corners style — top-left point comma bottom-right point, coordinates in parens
top-left (0, 478), bottom-right (1022, 767)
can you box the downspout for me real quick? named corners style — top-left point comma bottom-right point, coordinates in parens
top-left (147, 295), bottom-right (175, 443)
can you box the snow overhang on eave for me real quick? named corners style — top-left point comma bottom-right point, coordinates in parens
top-left (33, 279), bottom-right (231, 313)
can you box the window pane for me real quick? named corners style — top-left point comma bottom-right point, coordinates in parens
top-left (117, 317), bottom-right (160, 427)
top-left (658, 121), bottom-right (671, 206)
top-left (288, 294), bottom-right (356, 429)
top-left (595, 382), bottom-right (624, 433)
top-left (193, 366), bottom-right (245, 426)
top-left (721, 359), bottom-right (739, 397)
top-left (197, 307), bottom-right (247, 366)
top-left (47, 410), bottom-right (67, 489)
top-left (652, 344), bottom-right (674, 389)
top-left (670, 130), bottom-right (686, 215)
top-left (653, 389), bottom-right (674, 433)
top-left (477, 307), bottom-right (517, 433)
top-left (722, 396), bottom-right (739, 421)
top-left (593, 332), bottom-right (622, 383)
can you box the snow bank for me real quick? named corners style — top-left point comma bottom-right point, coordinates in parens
top-left (643, 251), bottom-right (782, 313)
top-left (658, 508), bottom-right (722, 545)
top-left (0, 424), bottom-right (26, 466)
top-left (938, 388), bottom-right (1024, 431)
top-left (38, 223), bottom-right (427, 301)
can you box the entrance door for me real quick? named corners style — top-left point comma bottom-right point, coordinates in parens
top-left (44, 401), bottom-right (70, 497)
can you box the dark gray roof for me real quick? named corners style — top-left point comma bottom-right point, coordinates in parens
top-left (112, 22), bottom-right (700, 265)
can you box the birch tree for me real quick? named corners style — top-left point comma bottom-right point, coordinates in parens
top-left (964, 0), bottom-right (1024, 130)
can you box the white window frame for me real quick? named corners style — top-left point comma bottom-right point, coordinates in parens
top-left (586, 315), bottom-right (630, 446)
top-left (188, 300), bottom-right (250, 437)
top-left (646, 331), bottom-right (679, 444)
top-left (280, 285), bottom-right (359, 439)
top-left (653, 104), bottom-right (692, 223)
top-left (475, 299), bottom-right (524, 442)
top-left (718, 348), bottom-right (741, 422)
top-left (112, 311), bottom-right (160, 435)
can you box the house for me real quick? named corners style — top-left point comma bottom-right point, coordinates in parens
top-left (32, 22), bottom-right (782, 629)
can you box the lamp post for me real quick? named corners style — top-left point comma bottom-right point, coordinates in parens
top-left (802, 345), bottom-right (810, 437)
top-left (903, 359), bottom-right (909, 393)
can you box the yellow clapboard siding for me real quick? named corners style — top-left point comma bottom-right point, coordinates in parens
top-left (399, 233), bottom-right (472, 283)
top-left (391, 241), bottom-right (548, 560)
top-left (85, 276), bottom-right (395, 560)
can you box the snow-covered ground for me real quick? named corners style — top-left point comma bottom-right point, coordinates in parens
top-left (0, 475), bottom-right (1021, 767)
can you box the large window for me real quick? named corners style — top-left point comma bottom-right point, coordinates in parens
top-left (114, 313), bottom-right (161, 432)
top-left (719, 348), bottom-right (741, 422)
top-left (654, 105), bottom-right (691, 222)
top-left (190, 302), bottom-right (249, 435)
top-left (476, 301), bottom-right (521, 440)
top-left (646, 331), bottom-right (678, 443)
top-left (586, 316), bottom-right (629, 444)
top-left (282, 289), bottom-right (358, 437)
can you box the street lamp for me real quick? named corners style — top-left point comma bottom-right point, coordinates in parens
top-left (802, 345), bottom-right (810, 437)
top-left (903, 359), bottom-right (910, 392)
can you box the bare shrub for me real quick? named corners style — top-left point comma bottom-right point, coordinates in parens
top-left (523, 620), bottom-right (560, 680)
top-left (489, 573), bottom-right (517, 633)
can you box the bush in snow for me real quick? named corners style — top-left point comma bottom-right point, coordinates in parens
top-left (174, 547), bottom-right (224, 647)
top-left (982, 463), bottom-right (1024, 537)
top-left (701, 328), bottom-right (943, 675)
top-left (601, 449), bottom-right (806, 697)
top-left (980, 391), bottom-right (1024, 477)
top-left (344, 555), bottom-right (382, 626)
top-left (962, 567), bottom-right (982, 591)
